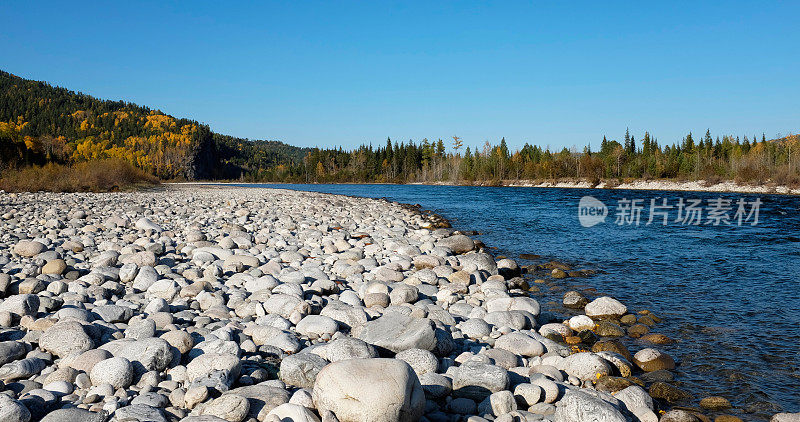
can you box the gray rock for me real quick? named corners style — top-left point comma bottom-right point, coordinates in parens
top-left (201, 394), bottom-right (250, 422)
top-left (135, 218), bottom-right (163, 232)
top-left (0, 394), bottom-right (31, 422)
top-left (103, 338), bottom-right (173, 374)
top-left (0, 294), bottom-right (40, 316)
top-left (186, 353), bottom-right (241, 383)
top-left (132, 266), bottom-right (159, 292)
top-left (313, 358), bottom-right (424, 422)
top-left (112, 404), bottom-right (167, 422)
top-left (91, 357), bottom-right (134, 388)
top-left (559, 352), bottom-right (612, 381)
top-left (452, 362), bottom-right (509, 401)
top-left (553, 390), bottom-right (625, 422)
top-left (40, 408), bottom-right (107, 422)
top-left (279, 353), bottom-right (328, 389)
top-left (14, 240), bottom-right (45, 257)
top-left (295, 315), bottom-right (339, 339)
top-left (395, 348), bottom-right (438, 376)
top-left (0, 357), bottom-right (46, 381)
top-left (584, 296), bottom-right (627, 319)
top-left (0, 341), bottom-right (27, 366)
top-left (494, 332), bottom-right (544, 357)
top-left (314, 337), bottom-right (378, 362)
top-left (93, 305), bottom-right (133, 323)
top-left (227, 385), bottom-right (290, 420)
top-left (437, 235), bottom-right (475, 254)
top-left (354, 313), bottom-right (437, 354)
top-left (419, 372), bottom-right (452, 399)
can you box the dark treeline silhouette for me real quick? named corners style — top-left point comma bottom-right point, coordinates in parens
top-left (258, 130), bottom-right (800, 186)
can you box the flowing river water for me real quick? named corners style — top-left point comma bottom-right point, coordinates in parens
top-left (243, 183), bottom-right (800, 419)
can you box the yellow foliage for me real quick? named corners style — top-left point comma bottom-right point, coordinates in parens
top-left (145, 112), bottom-right (176, 131)
top-left (71, 110), bottom-right (88, 119)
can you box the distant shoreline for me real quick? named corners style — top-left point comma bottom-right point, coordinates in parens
top-left (174, 178), bottom-right (800, 196)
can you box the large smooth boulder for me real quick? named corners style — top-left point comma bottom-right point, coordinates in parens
top-left (354, 313), bottom-right (436, 354)
top-left (312, 358), bottom-right (424, 422)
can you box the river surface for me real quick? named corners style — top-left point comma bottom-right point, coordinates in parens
top-left (243, 183), bottom-right (800, 418)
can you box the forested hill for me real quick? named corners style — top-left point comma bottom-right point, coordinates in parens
top-left (0, 70), bottom-right (307, 179)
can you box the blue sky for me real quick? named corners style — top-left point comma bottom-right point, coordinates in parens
top-left (2, 1), bottom-right (798, 151)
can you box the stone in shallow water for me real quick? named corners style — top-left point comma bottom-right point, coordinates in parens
top-left (633, 348), bottom-right (675, 372)
top-left (584, 296), bottom-right (627, 319)
top-left (699, 396), bottom-right (732, 410)
top-left (649, 381), bottom-right (691, 403)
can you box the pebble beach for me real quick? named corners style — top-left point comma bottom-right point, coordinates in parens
top-left (0, 185), bottom-right (796, 422)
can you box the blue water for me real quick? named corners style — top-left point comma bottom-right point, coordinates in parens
top-left (245, 184), bottom-right (800, 417)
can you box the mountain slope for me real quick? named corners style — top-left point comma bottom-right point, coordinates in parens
top-left (0, 70), bottom-right (307, 179)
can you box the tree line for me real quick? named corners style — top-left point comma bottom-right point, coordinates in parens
top-left (250, 129), bottom-right (800, 186)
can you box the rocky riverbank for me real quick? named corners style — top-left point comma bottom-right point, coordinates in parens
top-left (0, 185), bottom-right (795, 422)
top-left (405, 178), bottom-right (800, 195)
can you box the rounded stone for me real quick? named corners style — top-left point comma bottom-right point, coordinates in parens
top-left (312, 358), bottom-right (424, 422)
top-left (584, 296), bottom-right (627, 319)
top-left (633, 348), bottom-right (675, 372)
top-left (395, 348), bottom-right (438, 376)
top-left (42, 259), bottom-right (67, 275)
top-left (90, 357), bottom-right (134, 388)
top-left (202, 393), bottom-right (250, 422)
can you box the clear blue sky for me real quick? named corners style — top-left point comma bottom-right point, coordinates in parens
top-left (2, 1), bottom-right (798, 151)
